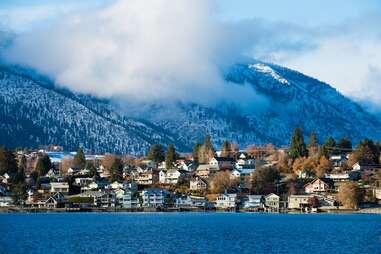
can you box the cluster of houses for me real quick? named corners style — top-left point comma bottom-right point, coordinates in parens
top-left (0, 148), bottom-right (380, 212)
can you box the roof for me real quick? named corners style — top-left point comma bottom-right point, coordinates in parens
top-left (212, 157), bottom-right (235, 162)
top-left (304, 178), bottom-right (334, 188)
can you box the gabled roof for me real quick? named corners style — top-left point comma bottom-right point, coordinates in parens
top-left (212, 157), bottom-right (235, 162)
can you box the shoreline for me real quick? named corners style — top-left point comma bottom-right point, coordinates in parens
top-left (1, 207), bottom-right (380, 214)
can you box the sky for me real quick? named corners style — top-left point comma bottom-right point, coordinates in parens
top-left (0, 0), bottom-right (381, 112)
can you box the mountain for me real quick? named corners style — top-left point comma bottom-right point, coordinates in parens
top-left (0, 62), bottom-right (380, 154)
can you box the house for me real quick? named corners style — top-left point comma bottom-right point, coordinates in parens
top-left (120, 190), bottom-right (140, 208)
top-left (141, 188), bottom-right (169, 208)
top-left (0, 196), bottom-right (13, 207)
top-left (304, 178), bottom-right (333, 194)
top-left (324, 173), bottom-right (352, 181)
top-left (352, 162), bottom-right (381, 171)
top-left (175, 195), bottom-right (208, 208)
top-left (45, 169), bottom-right (60, 178)
top-left (265, 193), bottom-right (280, 212)
top-left (189, 177), bottom-right (208, 191)
top-left (243, 195), bottom-right (265, 209)
top-left (288, 195), bottom-right (314, 209)
top-left (159, 170), bottom-right (167, 184)
top-left (231, 168), bottom-right (255, 179)
top-left (165, 169), bottom-right (186, 184)
top-left (95, 191), bottom-right (117, 207)
top-left (209, 157), bottom-right (235, 170)
top-left (141, 160), bottom-right (156, 169)
top-left (74, 177), bottom-right (94, 187)
top-left (215, 193), bottom-right (237, 209)
top-left (50, 182), bottom-right (70, 194)
top-left (134, 170), bottom-right (159, 185)
top-left (195, 164), bottom-right (219, 179)
top-left (329, 155), bottom-right (347, 169)
top-left (44, 192), bottom-right (66, 208)
top-left (177, 160), bottom-right (195, 172)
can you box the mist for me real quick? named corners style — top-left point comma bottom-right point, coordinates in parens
top-left (1, 0), bottom-right (269, 110)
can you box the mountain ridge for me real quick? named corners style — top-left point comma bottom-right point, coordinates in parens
top-left (0, 62), bottom-right (380, 154)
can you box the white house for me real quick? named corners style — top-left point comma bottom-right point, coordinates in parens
top-left (215, 193), bottom-right (237, 209)
top-left (209, 157), bottom-right (235, 170)
top-left (141, 188), bottom-right (169, 208)
top-left (189, 177), bottom-right (207, 191)
top-left (0, 196), bottom-right (13, 207)
top-left (304, 178), bottom-right (332, 194)
top-left (175, 195), bottom-right (207, 208)
top-left (121, 190), bottom-right (140, 208)
top-left (288, 195), bottom-right (314, 209)
top-left (50, 182), bottom-right (69, 194)
top-left (243, 195), bottom-right (264, 209)
top-left (265, 193), bottom-right (280, 211)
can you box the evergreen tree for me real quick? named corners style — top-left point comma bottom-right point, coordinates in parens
top-left (11, 183), bottom-right (27, 206)
top-left (220, 140), bottom-right (232, 158)
top-left (308, 132), bottom-right (319, 157)
top-left (35, 154), bottom-right (52, 176)
top-left (0, 146), bottom-right (18, 175)
top-left (165, 144), bottom-right (177, 169)
top-left (147, 144), bottom-right (165, 163)
top-left (288, 127), bottom-right (308, 160)
top-left (73, 148), bottom-right (86, 170)
top-left (201, 135), bottom-right (215, 163)
top-left (109, 158), bottom-right (123, 182)
top-left (320, 136), bottom-right (337, 158)
top-left (85, 162), bottom-right (98, 178)
top-left (338, 138), bottom-right (352, 150)
top-left (192, 142), bottom-right (202, 164)
top-left (13, 156), bottom-right (26, 185)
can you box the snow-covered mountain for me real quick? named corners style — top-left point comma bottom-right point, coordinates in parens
top-left (1, 62), bottom-right (380, 154)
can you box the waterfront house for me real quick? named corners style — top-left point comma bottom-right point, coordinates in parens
top-left (0, 196), bottom-right (13, 207)
top-left (189, 177), bottom-right (208, 191)
top-left (175, 195), bottom-right (207, 208)
top-left (265, 193), bottom-right (280, 212)
top-left (121, 190), bottom-right (140, 208)
top-left (44, 192), bottom-right (66, 208)
top-left (50, 182), bottom-right (70, 194)
top-left (215, 193), bottom-right (237, 209)
top-left (95, 191), bottom-right (117, 208)
top-left (304, 178), bottom-right (333, 194)
top-left (243, 195), bottom-right (265, 209)
top-left (288, 195), bottom-right (314, 209)
top-left (141, 188), bottom-right (169, 208)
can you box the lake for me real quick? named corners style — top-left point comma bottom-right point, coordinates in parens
top-left (0, 213), bottom-right (380, 254)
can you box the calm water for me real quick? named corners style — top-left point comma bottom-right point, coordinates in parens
top-left (0, 213), bottom-right (380, 254)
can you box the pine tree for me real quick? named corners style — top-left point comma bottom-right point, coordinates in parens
top-left (0, 146), bottom-right (18, 175)
top-left (147, 144), bottom-right (165, 163)
top-left (109, 158), bottom-right (123, 182)
top-left (192, 142), bottom-right (202, 164)
top-left (35, 154), bottom-right (52, 176)
top-left (221, 140), bottom-right (232, 158)
top-left (308, 132), bottom-right (319, 157)
top-left (73, 148), bottom-right (86, 170)
top-left (338, 138), bottom-right (352, 150)
top-left (165, 144), bottom-right (176, 169)
top-left (202, 135), bottom-right (215, 163)
top-left (288, 127), bottom-right (308, 160)
top-left (320, 136), bottom-right (337, 158)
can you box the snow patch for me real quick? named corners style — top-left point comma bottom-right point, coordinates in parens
top-left (249, 63), bottom-right (289, 85)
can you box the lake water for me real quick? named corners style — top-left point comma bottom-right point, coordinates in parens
top-left (0, 213), bottom-right (380, 254)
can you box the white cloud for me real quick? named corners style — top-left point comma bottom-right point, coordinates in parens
top-left (2, 0), bottom-right (266, 108)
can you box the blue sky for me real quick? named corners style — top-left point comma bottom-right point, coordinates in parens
top-left (1, 0), bottom-right (381, 111)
